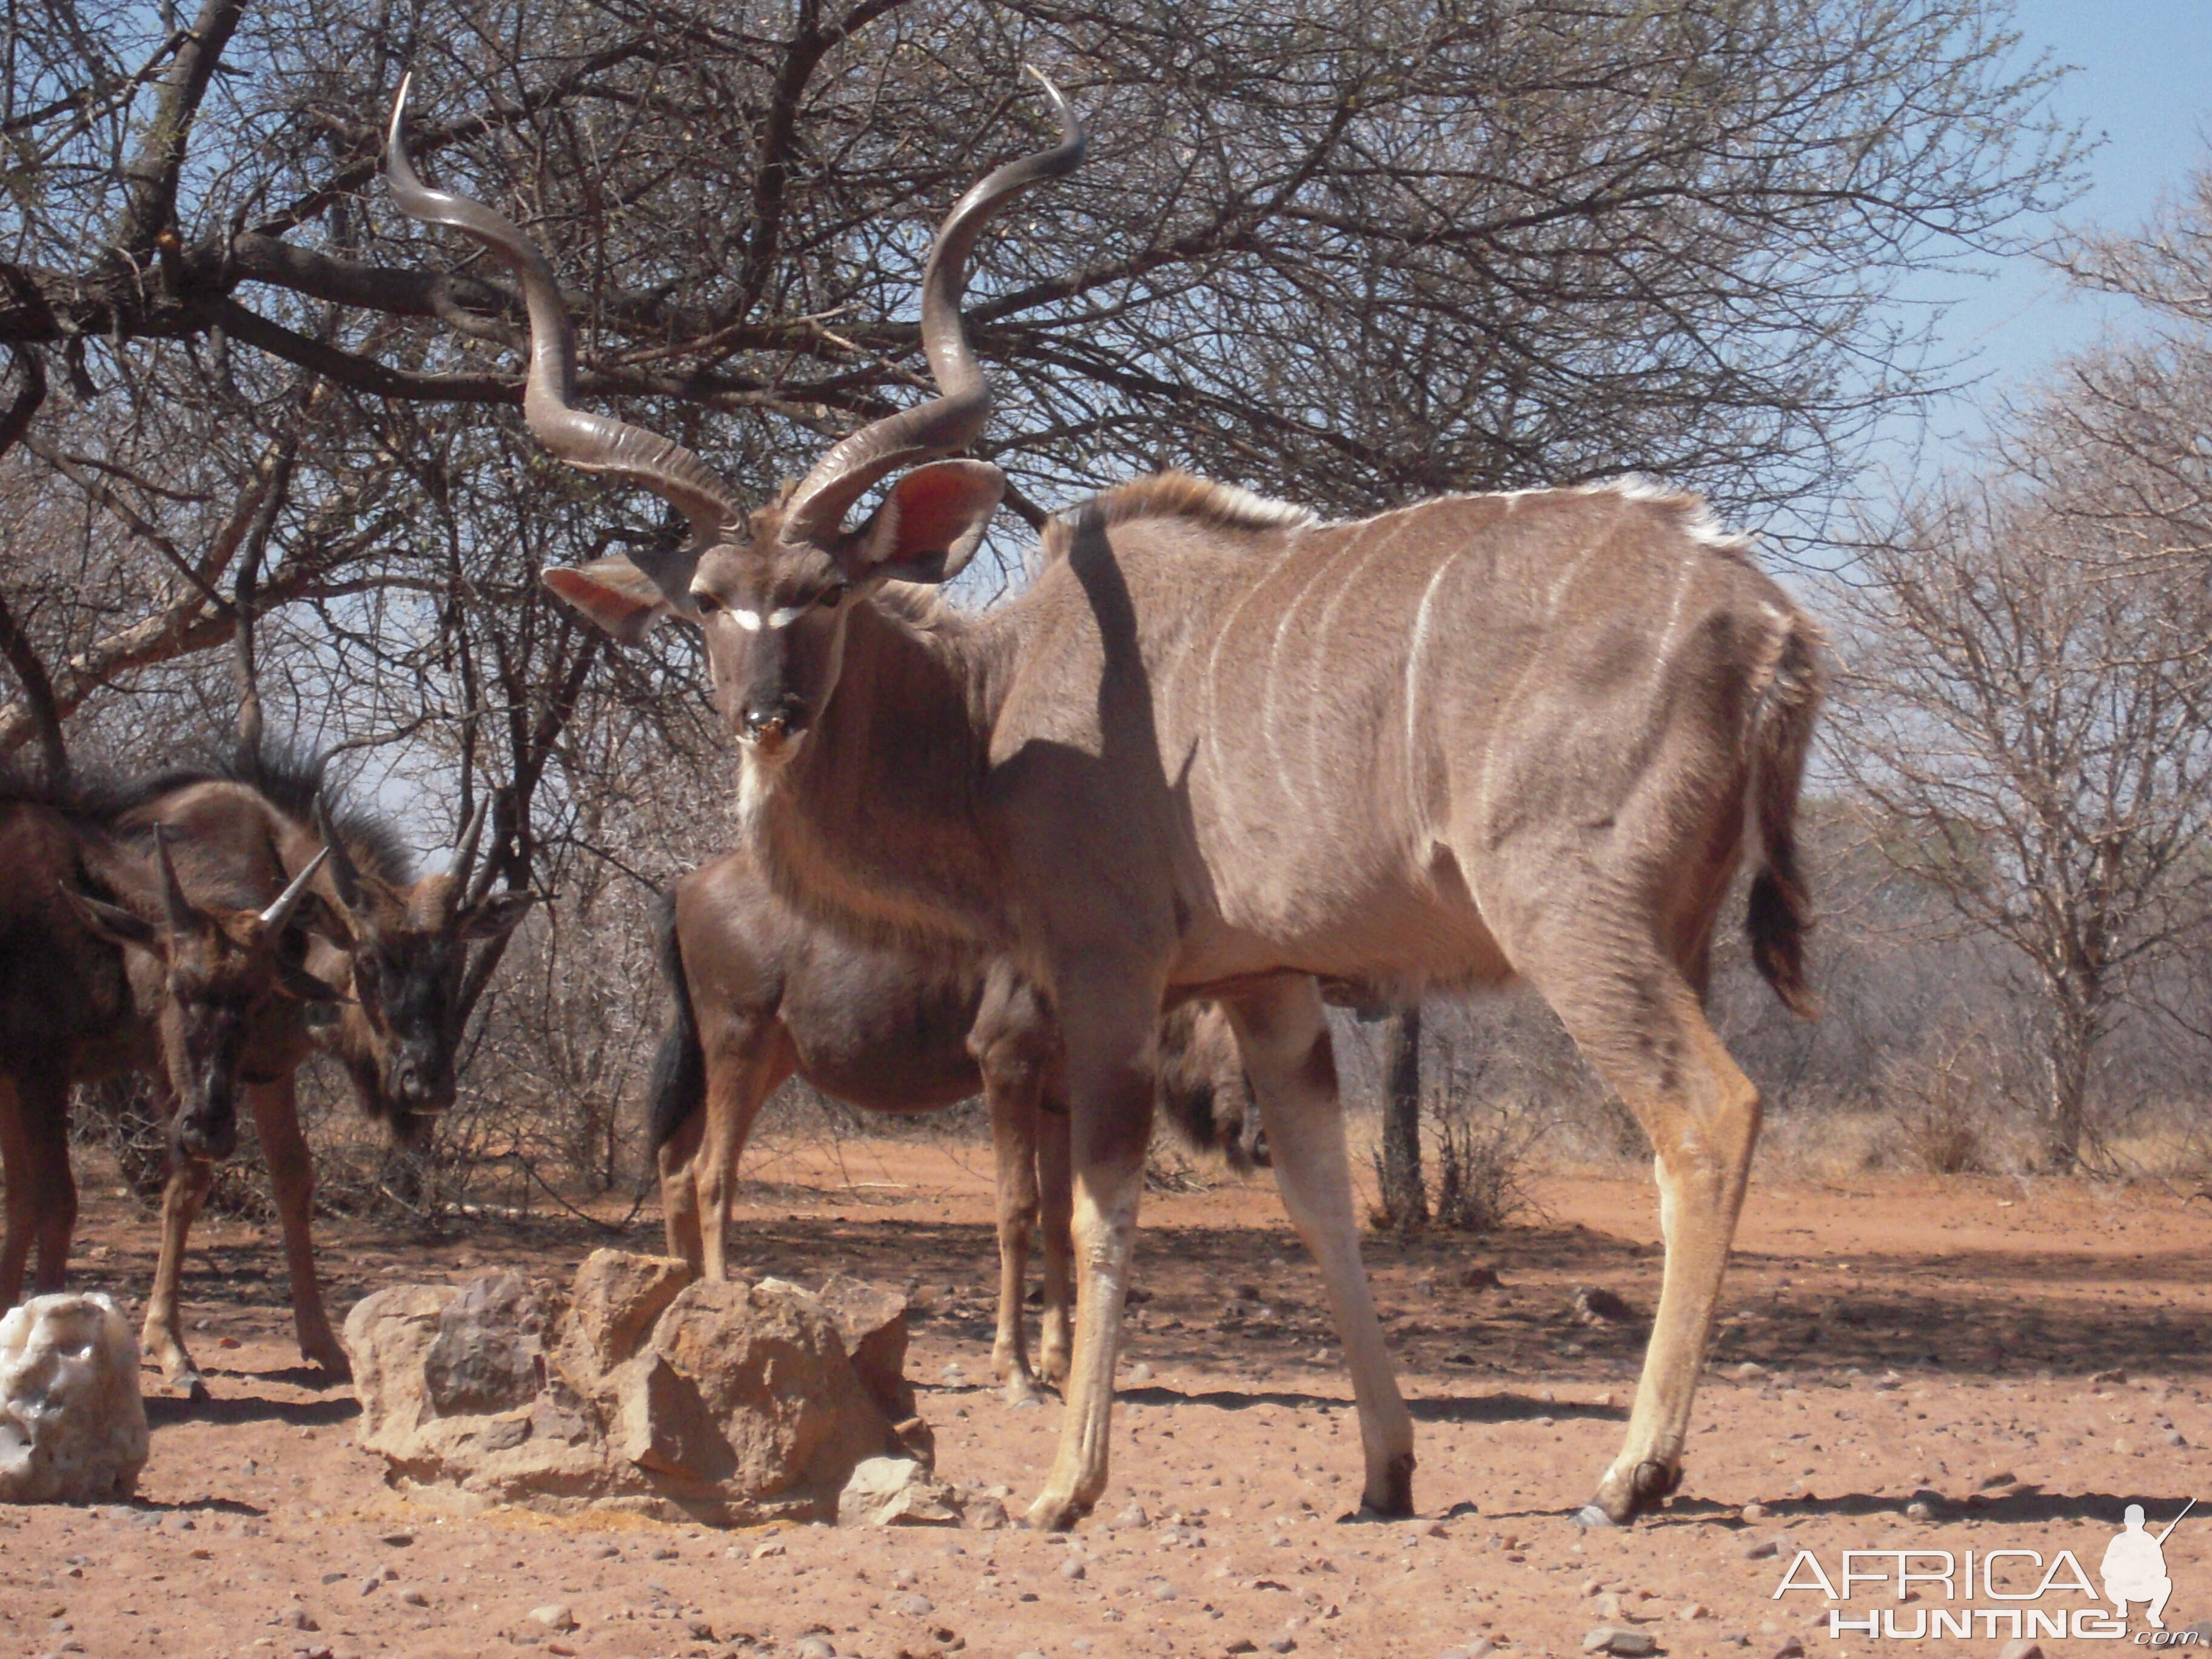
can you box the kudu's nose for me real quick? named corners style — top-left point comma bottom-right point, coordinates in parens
top-left (739, 698), bottom-right (807, 749)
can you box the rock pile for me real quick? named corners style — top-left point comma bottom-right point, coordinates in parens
top-left (344, 1252), bottom-right (953, 1526)
top-left (0, 1292), bottom-right (149, 1503)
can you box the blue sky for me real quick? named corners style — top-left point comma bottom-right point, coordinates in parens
top-left (1908, 0), bottom-right (2212, 458)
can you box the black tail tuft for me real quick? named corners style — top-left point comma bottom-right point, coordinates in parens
top-left (646, 888), bottom-right (705, 1152)
top-left (1745, 617), bottom-right (1823, 1019)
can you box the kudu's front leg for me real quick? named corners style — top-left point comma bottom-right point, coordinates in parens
top-left (1027, 978), bottom-right (1157, 1531)
top-left (1224, 976), bottom-right (1415, 1517)
top-left (984, 1067), bottom-right (1047, 1403)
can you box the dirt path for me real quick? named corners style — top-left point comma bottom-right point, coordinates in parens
top-left (2, 1151), bottom-right (2208, 1659)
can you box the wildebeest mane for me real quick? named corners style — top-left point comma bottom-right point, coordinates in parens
top-left (1, 737), bottom-right (414, 883)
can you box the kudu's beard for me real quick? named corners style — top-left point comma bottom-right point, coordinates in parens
top-left (734, 732), bottom-right (802, 837)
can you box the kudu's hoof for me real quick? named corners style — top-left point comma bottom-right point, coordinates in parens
top-left (1025, 1490), bottom-right (1088, 1532)
top-left (173, 1372), bottom-right (210, 1403)
top-left (1584, 1458), bottom-right (1683, 1526)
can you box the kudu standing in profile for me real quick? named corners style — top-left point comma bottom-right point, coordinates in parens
top-left (653, 842), bottom-right (1262, 1401)
top-left (0, 770), bottom-right (333, 1315)
top-left (390, 72), bottom-right (1821, 1529)
top-left (122, 751), bottom-right (534, 1393)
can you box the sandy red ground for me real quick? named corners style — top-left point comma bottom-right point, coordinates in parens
top-left (2, 1145), bottom-right (2208, 1659)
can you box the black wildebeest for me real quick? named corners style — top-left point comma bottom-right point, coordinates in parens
top-left (0, 766), bottom-right (333, 1319)
top-left (1, 748), bottom-right (532, 1395)
top-left (126, 748), bottom-right (533, 1393)
top-left (392, 72), bottom-right (1818, 1530)
top-left (652, 842), bottom-right (1262, 1401)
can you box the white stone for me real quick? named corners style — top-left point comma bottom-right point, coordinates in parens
top-left (0, 1293), bottom-right (148, 1503)
top-left (838, 1455), bottom-right (960, 1526)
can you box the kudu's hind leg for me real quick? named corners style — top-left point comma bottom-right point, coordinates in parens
top-left (144, 1151), bottom-right (216, 1396)
top-left (973, 964), bottom-right (1059, 1403)
top-left (1037, 1104), bottom-right (1074, 1387)
top-left (251, 1079), bottom-right (349, 1378)
top-left (1222, 976), bottom-right (1416, 1517)
top-left (985, 1070), bottom-right (1046, 1403)
top-left (692, 1024), bottom-right (791, 1281)
top-left (656, 1105), bottom-right (708, 1271)
top-left (1521, 932), bottom-right (1761, 1526)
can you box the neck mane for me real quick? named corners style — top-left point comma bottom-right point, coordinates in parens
top-left (749, 595), bottom-right (1010, 954)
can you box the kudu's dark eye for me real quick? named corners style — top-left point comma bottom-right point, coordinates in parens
top-left (691, 590), bottom-right (723, 615)
top-left (816, 583), bottom-right (847, 611)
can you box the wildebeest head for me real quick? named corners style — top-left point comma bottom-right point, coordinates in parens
top-left (62, 830), bottom-right (338, 1160)
top-left (313, 797), bottom-right (533, 1119)
top-left (384, 73), bottom-right (1084, 763)
top-left (1156, 1001), bottom-right (1269, 1174)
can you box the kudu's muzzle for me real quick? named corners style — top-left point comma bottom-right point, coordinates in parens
top-left (175, 1087), bottom-right (241, 1162)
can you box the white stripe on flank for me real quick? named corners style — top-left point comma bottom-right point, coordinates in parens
top-left (1403, 552), bottom-right (1460, 788)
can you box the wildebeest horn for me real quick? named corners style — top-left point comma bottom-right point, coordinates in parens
top-left (451, 795), bottom-right (488, 888)
top-left (152, 825), bottom-right (195, 936)
top-left (384, 75), bottom-right (744, 560)
top-left (260, 847), bottom-right (329, 930)
top-left (313, 794), bottom-right (365, 911)
top-left (780, 67), bottom-right (1086, 549)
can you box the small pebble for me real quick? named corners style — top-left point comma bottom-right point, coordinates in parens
top-left (794, 1640), bottom-right (836, 1659)
top-left (1265, 1638), bottom-right (1298, 1655)
top-left (752, 1541), bottom-right (786, 1560)
top-left (1119, 1503), bottom-right (1151, 1529)
top-left (528, 1604), bottom-right (576, 1632)
top-left (896, 1592), bottom-right (934, 1616)
top-left (1061, 1557), bottom-right (1087, 1580)
top-left (399, 1589), bottom-right (427, 1608)
top-left (1151, 1580), bottom-right (1180, 1601)
top-left (1739, 1502), bottom-right (1768, 1521)
top-left (1128, 1362), bottom-right (1155, 1383)
top-left (1582, 1630), bottom-right (1657, 1657)
top-left (1741, 1535), bottom-right (1780, 1560)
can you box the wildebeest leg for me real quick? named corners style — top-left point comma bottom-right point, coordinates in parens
top-left (21, 1069), bottom-right (75, 1296)
top-left (692, 1021), bottom-right (793, 1281)
top-left (1026, 970), bottom-right (1158, 1532)
top-left (1222, 975), bottom-right (1415, 1517)
top-left (1036, 1101), bottom-right (1074, 1388)
top-left (250, 1077), bottom-right (349, 1379)
top-left (143, 1151), bottom-right (216, 1396)
top-left (1517, 925), bottom-right (1760, 1526)
top-left (656, 1103), bottom-right (708, 1270)
top-left (0, 1072), bottom-right (42, 1306)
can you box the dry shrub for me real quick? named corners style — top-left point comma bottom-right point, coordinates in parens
top-left (1878, 1030), bottom-right (2002, 1175)
top-left (1431, 1093), bottom-right (1549, 1234)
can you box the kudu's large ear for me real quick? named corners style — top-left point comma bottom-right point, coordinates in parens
top-left (845, 461), bottom-right (1004, 586)
top-left (543, 553), bottom-right (699, 645)
top-left (57, 881), bottom-right (162, 955)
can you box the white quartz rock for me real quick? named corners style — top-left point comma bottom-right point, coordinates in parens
top-left (0, 1292), bottom-right (149, 1502)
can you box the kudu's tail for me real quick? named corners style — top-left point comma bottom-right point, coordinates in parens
top-left (1743, 615), bottom-right (1825, 1019)
top-left (646, 888), bottom-right (706, 1151)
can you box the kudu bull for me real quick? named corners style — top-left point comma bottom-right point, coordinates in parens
top-left (653, 843), bottom-right (1262, 1402)
top-left (133, 752), bottom-right (533, 1392)
top-left (390, 72), bottom-right (1821, 1529)
top-left (0, 768), bottom-right (333, 1319)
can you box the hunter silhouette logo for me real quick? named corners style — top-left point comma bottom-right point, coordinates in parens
top-left (1771, 1499), bottom-right (2197, 1642)
top-left (2104, 1501), bottom-right (2190, 1631)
